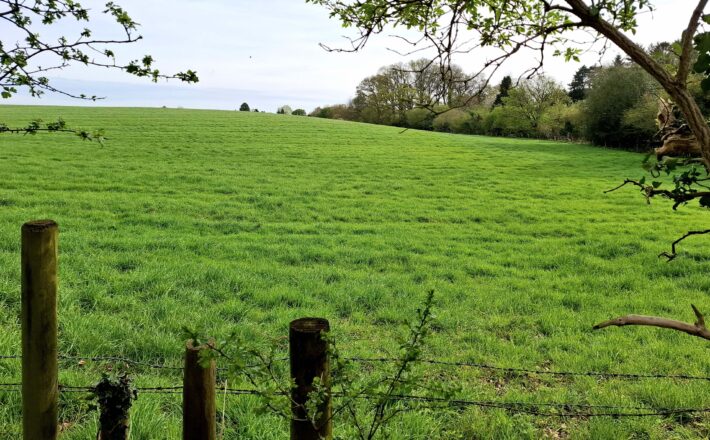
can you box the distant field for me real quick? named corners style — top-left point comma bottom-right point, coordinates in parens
top-left (0, 105), bottom-right (708, 439)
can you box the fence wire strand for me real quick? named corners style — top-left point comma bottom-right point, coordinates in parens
top-left (3, 354), bottom-right (709, 381)
top-left (3, 353), bottom-right (710, 419)
top-left (343, 357), bottom-right (710, 381)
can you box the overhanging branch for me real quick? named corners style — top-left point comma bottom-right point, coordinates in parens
top-left (677, 0), bottom-right (710, 82)
top-left (604, 178), bottom-right (710, 210)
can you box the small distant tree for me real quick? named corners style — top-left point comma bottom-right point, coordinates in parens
top-left (253, 108), bottom-right (260, 113)
top-left (492, 76), bottom-right (513, 108)
top-left (277, 105), bottom-right (293, 115)
top-left (582, 64), bottom-right (652, 149)
top-left (505, 75), bottom-right (570, 130)
top-left (239, 102), bottom-right (250, 112)
top-left (292, 109), bottom-right (307, 116)
top-left (568, 65), bottom-right (593, 102)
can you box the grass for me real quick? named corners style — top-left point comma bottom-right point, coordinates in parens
top-left (0, 105), bottom-right (708, 439)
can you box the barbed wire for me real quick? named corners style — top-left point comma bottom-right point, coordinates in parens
top-left (3, 353), bottom-right (709, 381)
top-left (1, 382), bottom-right (708, 419)
top-left (343, 357), bottom-right (710, 381)
top-left (0, 354), bottom-right (260, 371)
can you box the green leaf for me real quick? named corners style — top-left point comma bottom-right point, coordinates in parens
top-left (693, 52), bottom-right (710, 74)
top-left (694, 32), bottom-right (710, 53)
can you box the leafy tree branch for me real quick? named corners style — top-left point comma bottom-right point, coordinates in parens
top-left (0, 0), bottom-right (198, 101)
top-left (0, 118), bottom-right (105, 143)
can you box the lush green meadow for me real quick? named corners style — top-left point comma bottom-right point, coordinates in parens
top-left (0, 105), bottom-right (708, 439)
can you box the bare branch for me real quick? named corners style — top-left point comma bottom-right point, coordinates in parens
top-left (593, 305), bottom-right (710, 341)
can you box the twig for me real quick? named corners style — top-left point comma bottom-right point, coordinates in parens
top-left (659, 229), bottom-right (710, 261)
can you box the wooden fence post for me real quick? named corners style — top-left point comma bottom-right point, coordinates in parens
top-left (289, 318), bottom-right (332, 440)
top-left (183, 341), bottom-right (217, 440)
top-left (95, 374), bottom-right (136, 440)
top-left (21, 220), bottom-right (59, 440)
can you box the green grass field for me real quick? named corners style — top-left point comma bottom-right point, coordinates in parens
top-left (0, 105), bottom-right (708, 439)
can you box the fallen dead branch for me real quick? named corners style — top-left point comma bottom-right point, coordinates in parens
top-left (593, 305), bottom-right (710, 341)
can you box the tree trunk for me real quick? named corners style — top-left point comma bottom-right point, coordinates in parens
top-left (565, 0), bottom-right (710, 165)
top-left (666, 84), bottom-right (710, 165)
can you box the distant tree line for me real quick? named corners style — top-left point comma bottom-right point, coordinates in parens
top-left (237, 103), bottom-right (309, 115)
top-left (309, 44), bottom-right (710, 152)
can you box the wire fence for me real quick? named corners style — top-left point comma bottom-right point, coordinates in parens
top-left (1, 381), bottom-right (709, 419)
top-left (3, 353), bottom-right (710, 381)
top-left (2, 353), bottom-right (710, 420)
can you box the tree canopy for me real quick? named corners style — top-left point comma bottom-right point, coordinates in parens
top-left (308, 0), bottom-right (710, 161)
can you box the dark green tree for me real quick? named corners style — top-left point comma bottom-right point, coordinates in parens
top-left (583, 64), bottom-right (652, 149)
top-left (239, 102), bottom-right (251, 111)
top-left (492, 76), bottom-right (512, 108)
top-left (612, 54), bottom-right (626, 66)
top-left (568, 65), bottom-right (592, 102)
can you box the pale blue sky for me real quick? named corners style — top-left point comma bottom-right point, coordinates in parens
top-left (4, 0), bottom-right (699, 112)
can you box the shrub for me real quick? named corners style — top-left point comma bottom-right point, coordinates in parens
top-left (405, 108), bottom-right (435, 130)
top-left (461, 107), bottom-right (489, 134)
top-left (309, 107), bottom-right (332, 118)
top-left (538, 103), bottom-right (583, 140)
top-left (582, 65), bottom-right (652, 149)
top-left (432, 109), bottom-right (471, 133)
top-left (292, 109), bottom-right (307, 116)
top-left (622, 94), bottom-right (658, 145)
top-left (239, 102), bottom-right (250, 112)
top-left (485, 106), bottom-right (534, 137)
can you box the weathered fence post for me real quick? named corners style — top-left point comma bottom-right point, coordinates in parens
top-left (289, 318), bottom-right (332, 440)
top-left (95, 374), bottom-right (136, 440)
top-left (21, 220), bottom-right (59, 440)
top-left (183, 340), bottom-right (217, 440)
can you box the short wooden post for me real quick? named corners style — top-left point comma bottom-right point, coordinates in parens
top-left (21, 220), bottom-right (59, 440)
top-left (183, 341), bottom-right (217, 440)
top-left (95, 374), bottom-right (136, 440)
top-left (289, 318), bottom-right (332, 440)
